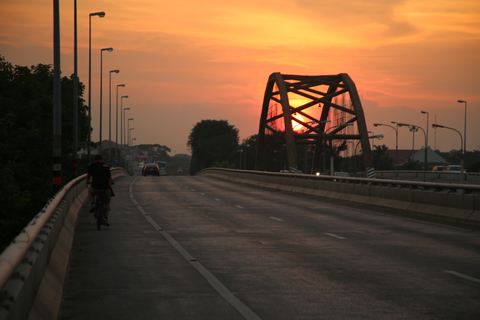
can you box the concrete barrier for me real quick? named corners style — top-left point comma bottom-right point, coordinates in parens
top-left (0, 169), bottom-right (126, 320)
top-left (197, 168), bottom-right (480, 225)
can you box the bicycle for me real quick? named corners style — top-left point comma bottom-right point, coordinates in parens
top-left (93, 194), bottom-right (106, 230)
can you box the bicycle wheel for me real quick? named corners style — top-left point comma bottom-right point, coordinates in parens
top-left (96, 201), bottom-right (104, 230)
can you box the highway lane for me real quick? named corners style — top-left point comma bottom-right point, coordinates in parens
top-left (131, 175), bottom-right (480, 319)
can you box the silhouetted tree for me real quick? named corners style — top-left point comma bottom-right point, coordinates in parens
top-left (0, 55), bottom-right (89, 251)
top-left (187, 120), bottom-right (239, 175)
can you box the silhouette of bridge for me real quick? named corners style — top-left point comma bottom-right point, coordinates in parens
top-left (256, 73), bottom-right (375, 177)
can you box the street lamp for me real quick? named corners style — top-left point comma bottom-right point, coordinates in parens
top-left (108, 69), bottom-right (120, 163)
top-left (122, 107), bottom-right (130, 164)
top-left (433, 123), bottom-right (464, 182)
top-left (116, 84), bottom-right (125, 163)
top-left (397, 122), bottom-right (427, 181)
top-left (88, 11), bottom-right (105, 159)
top-left (324, 122), bottom-right (353, 175)
top-left (127, 118), bottom-right (134, 147)
top-left (73, 0), bottom-right (78, 176)
top-left (129, 128), bottom-right (135, 147)
top-left (99, 47), bottom-right (113, 152)
top-left (457, 99), bottom-right (467, 156)
top-left (121, 96), bottom-right (129, 155)
top-left (374, 123), bottom-right (398, 177)
top-left (421, 110), bottom-right (429, 177)
top-left (354, 134), bottom-right (384, 176)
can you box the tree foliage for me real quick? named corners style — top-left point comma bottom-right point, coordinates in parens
top-left (0, 55), bottom-right (89, 251)
top-left (187, 120), bottom-right (239, 174)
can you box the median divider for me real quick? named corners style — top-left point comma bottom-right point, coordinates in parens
top-left (197, 168), bottom-right (480, 225)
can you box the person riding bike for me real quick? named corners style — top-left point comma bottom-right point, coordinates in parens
top-left (86, 154), bottom-right (113, 226)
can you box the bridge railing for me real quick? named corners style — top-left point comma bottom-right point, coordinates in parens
top-left (197, 168), bottom-right (480, 225)
top-left (0, 168), bottom-right (126, 320)
top-left (374, 170), bottom-right (480, 184)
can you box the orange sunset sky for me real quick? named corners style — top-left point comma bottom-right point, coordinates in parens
top-left (1, 0), bottom-right (479, 156)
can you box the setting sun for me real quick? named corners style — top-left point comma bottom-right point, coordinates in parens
top-left (292, 114), bottom-right (305, 132)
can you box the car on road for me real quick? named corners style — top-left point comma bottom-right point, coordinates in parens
top-left (334, 172), bottom-right (350, 177)
top-left (432, 166), bottom-right (447, 172)
top-left (142, 163), bottom-right (160, 176)
top-left (154, 161), bottom-right (168, 176)
top-left (447, 165), bottom-right (462, 173)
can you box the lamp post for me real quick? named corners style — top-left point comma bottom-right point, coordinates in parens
top-left (53, 0), bottom-right (61, 192)
top-left (128, 127), bottom-right (134, 170)
top-left (324, 122), bottom-right (353, 175)
top-left (116, 84), bottom-right (125, 163)
top-left (421, 110), bottom-right (429, 176)
top-left (354, 134), bottom-right (384, 176)
top-left (374, 123), bottom-right (398, 177)
top-left (305, 120), bottom-right (331, 174)
top-left (88, 11), bottom-right (105, 159)
top-left (397, 123), bottom-right (427, 181)
top-left (73, 0), bottom-right (78, 176)
top-left (99, 47), bottom-right (113, 153)
top-left (121, 96), bottom-right (129, 158)
top-left (122, 107), bottom-right (130, 165)
top-left (127, 118), bottom-right (134, 148)
top-left (457, 99), bottom-right (467, 158)
top-left (129, 128), bottom-right (135, 146)
top-left (433, 123), bottom-right (464, 182)
top-left (108, 69), bottom-right (120, 163)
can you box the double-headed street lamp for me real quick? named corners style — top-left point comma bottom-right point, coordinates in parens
top-left (373, 123), bottom-right (398, 177)
top-left (99, 47), bottom-right (113, 152)
top-left (88, 11), bottom-right (105, 159)
top-left (433, 123), bottom-right (464, 182)
top-left (396, 122), bottom-right (427, 181)
top-left (421, 110), bottom-right (430, 176)
top-left (108, 69), bottom-right (120, 163)
top-left (457, 99), bottom-right (467, 156)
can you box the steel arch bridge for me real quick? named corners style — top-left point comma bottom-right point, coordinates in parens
top-left (255, 73), bottom-right (375, 177)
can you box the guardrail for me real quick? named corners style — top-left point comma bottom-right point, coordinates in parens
top-left (197, 168), bottom-right (480, 225)
top-left (0, 168), bottom-right (126, 320)
top-left (374, 170), bottom-right (480, 184)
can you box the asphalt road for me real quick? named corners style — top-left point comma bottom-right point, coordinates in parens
top-left (59, 175), bottom-right (480, 320)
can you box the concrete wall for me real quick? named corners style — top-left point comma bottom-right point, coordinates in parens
top-left (0, 169), bottom-right (126, 320)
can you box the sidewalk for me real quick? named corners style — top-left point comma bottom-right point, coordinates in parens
top-left (58, 176), bottom-right (244, 320)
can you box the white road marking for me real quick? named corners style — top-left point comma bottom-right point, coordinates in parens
top-left (270, 216), bottom-right (284, 222)
top-left (445, 270), bottom-right (480, 284)
top-left (200, 193), bottom-right (206, 196)
top-left (214, 198), bottom-right (221, 201)
top-left (129, 177), bottom-right (261, 320)
top-left (324, 233), bottom-right (346, 240)
top-left (235, 205), bottom-right (244, 209)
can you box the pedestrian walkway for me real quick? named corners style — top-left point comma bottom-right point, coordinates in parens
top-left (58, 176), bottom-right (244, 320)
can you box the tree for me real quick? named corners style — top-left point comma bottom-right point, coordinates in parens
top-left (0, 55), bottom-right (89, 251)
top-left (187, 120), bottom-right (239, 175)
top-left (373, 144), bottom-right (395, 170)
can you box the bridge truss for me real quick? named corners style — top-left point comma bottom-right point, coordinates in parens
top-left (255, 73), bottom-right (375, 177)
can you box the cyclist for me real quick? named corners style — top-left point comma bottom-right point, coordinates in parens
top-left (86, 154), bottom-right (113, 226)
